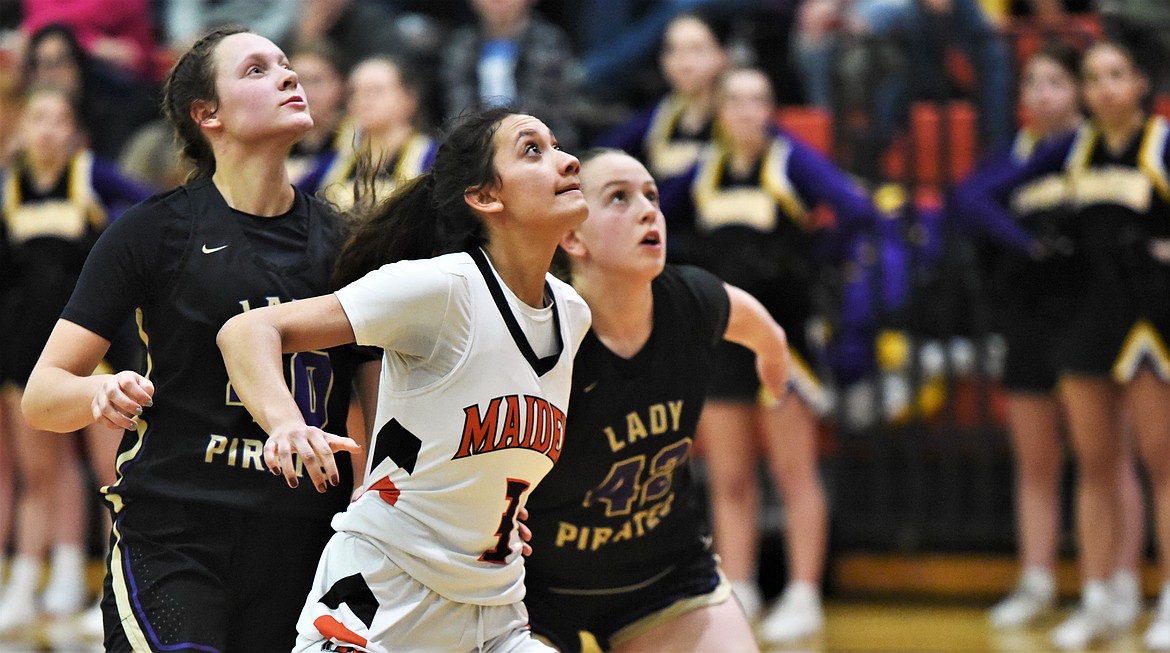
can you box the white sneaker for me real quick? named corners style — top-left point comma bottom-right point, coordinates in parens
top-left (41, 545), bottom-right (87, 616)
top-left (41, 578), bottom-right (86, 617)
top-left (731, 581), bottom-right (763, 621)
top-left (989, 569), bottom-right (1055, 628)
top-left (1108, 569), bottom-right (1141, 630)
top-left (1144, 584), bottom-right (1170, 651)
top-left (79, 600), bottom-right (104, 642)
top-left (758, 582), bottom-right (824, 644)
top-left (0, 584), bottom-right (40, 637)
top-left (1049, 581), bottom-right (1116, 650)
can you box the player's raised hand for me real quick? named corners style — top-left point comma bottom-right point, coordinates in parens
top-left (264, 422), bottom-right (362, 493)
top-left (91, 370), bottom-right (155, 431)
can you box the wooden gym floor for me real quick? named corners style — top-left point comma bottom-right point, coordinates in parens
top-left (0, 555), bottom-right (1159, 652)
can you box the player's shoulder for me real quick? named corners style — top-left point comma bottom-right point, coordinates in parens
top-left (656, 263), bottom-right (724, 299)
top-left (356, 252), bottom-right (471, 295)
top-left (101, 184), bottom-right (190, 241)
top-left (656, 264), bottom-right (729, 339)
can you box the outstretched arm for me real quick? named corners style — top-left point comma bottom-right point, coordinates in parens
top-left (721, 284), bottom-right (790, 402)
top-left (23, 320), bottom-right (154, 433)
top-left (217, 294), bottom-right (361, 493)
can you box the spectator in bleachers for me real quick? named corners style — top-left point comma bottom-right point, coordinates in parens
top-left (662, 66), bottom-right (880, 644)
top-left (296, 0), bottom-right (437, 73)
top-left (285, 38), bottom-right (349, 185)
top-left (792, 0), bottom-right (1013, 172)
top-left (951, 43), bottom-right (1146, 632)
top-left (440, 0), bottom-right (580, 152)
top-left (1099, 0), bottom-right (1170, 94)
top-left (299, 55), bottom-right (436, 209)
top-left (567, 0), bottom-right (735, 103)
top-left (955, 37), bottom-right (1170, 650)
top-left (21, 0), bottom-right (159, 83)
top-left (163, 0), bottom-right (300, 50)
top-left (21, 23), bottom-right (157, 160)
top-left (0, 85), bottom-right (149, 635)
top-left (593, 10), bottom-right (732, 182)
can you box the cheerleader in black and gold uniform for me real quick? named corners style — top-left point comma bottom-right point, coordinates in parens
top-left (664, 67), bottom-right (879, 644)
top-left (0, 86), bottom-right (149, 631)
top-left (1062, 41), bottom-right (1170, 650)
top-left (593, 11), bottom-right (731, 182)
top-left (960, 39), bottom-right (1170, 650)
top-left (954, 44), bottom-right (1148, 633)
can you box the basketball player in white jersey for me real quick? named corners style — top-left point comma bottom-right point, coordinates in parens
top-left (217, 107), bottom-right (592, 653)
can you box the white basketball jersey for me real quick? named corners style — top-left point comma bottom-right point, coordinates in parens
top-left (333, 249), bottom-right (591, 605)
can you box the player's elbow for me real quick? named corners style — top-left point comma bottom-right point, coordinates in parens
top-left (21, 373), bottom-right (69, 432)
top-left (216, 313), bottom-right (250, 357)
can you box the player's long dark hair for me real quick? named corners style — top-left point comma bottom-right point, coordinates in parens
top-left (332, 107), bottom-right (510, 289)
top-left (162, 25), bottom-right (249, 181)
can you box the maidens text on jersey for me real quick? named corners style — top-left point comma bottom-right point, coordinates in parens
top-left (454, 394), bottom-right (566, 463)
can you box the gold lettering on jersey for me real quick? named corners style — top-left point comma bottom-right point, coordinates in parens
top-left (453, 394), bottom-right (566, 463)
top-left (1072, 167), bottom-right (1152, 212)
top-left (553, 492), bottom-right (676, 552)
top-left (6, 200), bottom-right (89, 244)
top-left (697, 188), bottom-right (779, 233)
top-left (650, 141), bottom-right (703, 178)
top-left (604, 400), bottom-right (684, 452)
top-left (1011, 174), bottom-right (1067, 214)
top-left (237, 297), bottom-right (284, 312)
top-left (205, 434), bottom-right (296, 474)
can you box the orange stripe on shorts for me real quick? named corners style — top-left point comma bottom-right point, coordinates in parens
top-left (313, 615), bottom-right (369, 648)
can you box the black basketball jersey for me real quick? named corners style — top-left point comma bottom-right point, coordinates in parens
top-left (524, 265), bottom-right (729, 591)
top-left (62, 178), bottom-right (359, 517)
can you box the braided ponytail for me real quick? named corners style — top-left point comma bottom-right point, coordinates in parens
top-left (161, 25), bottom-right (248, 181)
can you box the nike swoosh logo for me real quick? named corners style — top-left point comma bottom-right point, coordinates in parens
top-left (202, 244), bottom-right (228, 254)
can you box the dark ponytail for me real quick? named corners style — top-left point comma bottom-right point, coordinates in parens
top-left (332, 107), bottom-right (513, 289)
top-left (162, 25), bottom-right (248, 181)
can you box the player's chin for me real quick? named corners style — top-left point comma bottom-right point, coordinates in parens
top-left (280, 113), bottom-right (314, 134)
top-left (554, 199), bottom-right (590, 230)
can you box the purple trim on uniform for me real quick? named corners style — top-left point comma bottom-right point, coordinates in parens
top-left (118, 516), bottom-right (224, 653)
top-left (949, 132), bottom-right (1076, 254)
top-left (91, 155), bottom-right (153, 218)
top-left (778, 127), bottom-right (880, 234)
